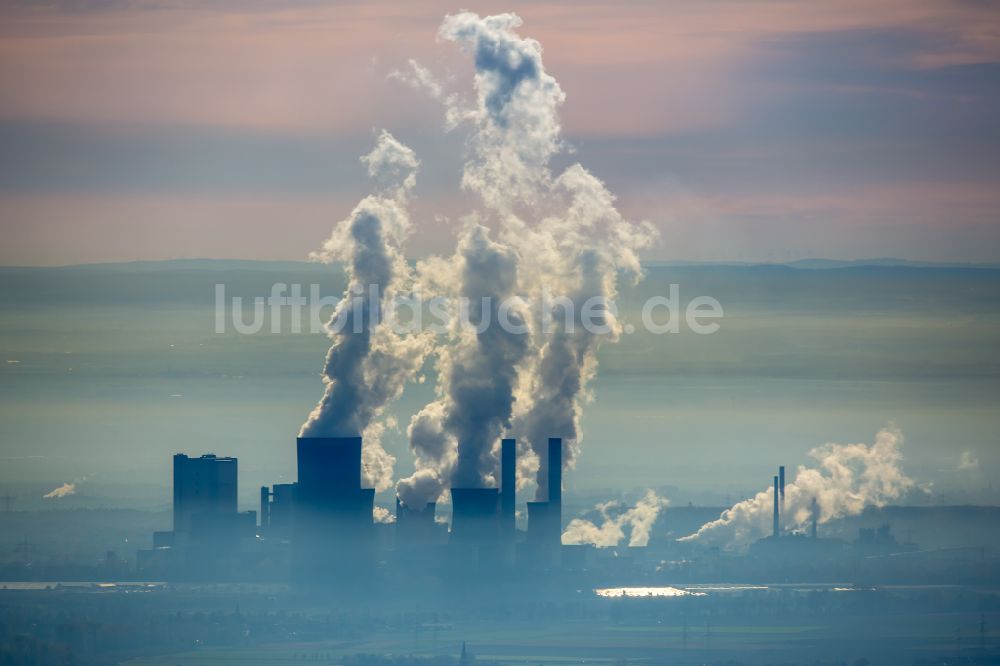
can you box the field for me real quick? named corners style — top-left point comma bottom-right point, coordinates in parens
top-left (124, 611), bottom-right (1000, 666)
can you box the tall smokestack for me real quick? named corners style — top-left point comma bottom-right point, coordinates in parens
top-left (549, 437), bottom-right (562, 543)
top-left (811, 497), bottom-right (819, 539)
top-left (772, 475), bottom-right (780, 539)
top-left (501, 438), bottom-right (515, 532)
top-left (548, 438), bottom-right (562, 504)
top-left (260, 486), bottom-right (270, 530)
top-left (778, 465), bottom-right (785, 533)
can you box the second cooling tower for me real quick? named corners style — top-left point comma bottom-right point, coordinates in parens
top-left (450, 488), bottom-right (500, 542)
top-left (527, 438), bottom-right (562, 545)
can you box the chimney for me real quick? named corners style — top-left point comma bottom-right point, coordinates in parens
top-left (259, 486), bottom-right (270, 529)
top-left (548, 438), bottom-right (562, 505)
top-left (772, 475), bottom-right (780, 539)
top-left (501, 438), bottom-right (515, 533)
top-left (549, 438), bottom-right (563, 544)
top-left (778, 465), bottom-right (785, 533)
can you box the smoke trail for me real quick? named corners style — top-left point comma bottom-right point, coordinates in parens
top-left (438, 12), bottom-right (565, 211)
top-left (396, 222), bottom-right (532, 507)
top-left (562, 490), bottom-right (668, 547)
top-left (299, 130), bottom-right (432, 492)
top-left (394, 12), bottom-right (655, 505)
top-left (679, 427), bottom-right (914, 549)
top-left (396, 10), bottom-right (559, 507)
top-left (43, 482), bottom-right (76, 499)
top-left (441, 12), bottom-right (654, 498)
top-left (510, 166), bottom-right (655, 499)
top-left (959, 450), bottom-right (979, 470)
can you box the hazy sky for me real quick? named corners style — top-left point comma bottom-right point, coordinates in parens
top-left (1, 0), bottom-right (998, 265)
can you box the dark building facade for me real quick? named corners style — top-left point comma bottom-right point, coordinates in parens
top-left (294, 436), bottom-right (375, 579)
top-left (172, 453), bottom-right (238, 534)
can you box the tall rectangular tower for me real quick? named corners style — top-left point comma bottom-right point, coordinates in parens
top-left (172, 453), bottom-right (238, 534)
top-left (501, 438), bottom-right (516, 533)
top-left (778, 465), bottom-right (786, 532)
top-left (548, 437), bottom-right (562, 505)
top-left (772, 474), bottom-right (780, 539)
top-left (548, 437), bottom-right (563, 543)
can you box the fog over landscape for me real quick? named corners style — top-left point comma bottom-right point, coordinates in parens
top-left (1, 2), bottom-right (999, 665)
top-left (1, 260), bottom-right (997, 509)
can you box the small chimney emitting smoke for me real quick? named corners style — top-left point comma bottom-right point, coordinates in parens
top-left (260, 486), bottom-right (270, 530)
top-left (772, 475), bottom-right (780, 539)
top-left (501, 438), bottom-right (516, 533)
top-left (778, 465), bottom-right (785, 533)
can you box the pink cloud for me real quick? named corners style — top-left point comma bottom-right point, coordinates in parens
top-left (1, 0), bottom-right (996, 136)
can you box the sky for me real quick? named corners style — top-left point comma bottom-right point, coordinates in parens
top-left (0, 0), bottom-right (999, 265)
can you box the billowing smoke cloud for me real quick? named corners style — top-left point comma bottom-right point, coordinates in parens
top-left (959, 450), bottom-right (979, 471)
top-left (395, 12), bottom-right (655, 506)
top-left (396, 223), bottom-right (532, 507)
top-left (388, 59), bottom-right (445, 100)
top-left (373, 506), bottom-right (396, 524)
top-left (562, 490), bottom-right (668, 547)
top-left (438, 12), bottom-right (565, 210)
top-left (510, 166), bottom-right (655, 499)
top-left (43, 482), bottom-right (76, 499)
top-left (680, 427), bottom-right (914, 549)
top-left (300, 130), bottom-right (432, 492)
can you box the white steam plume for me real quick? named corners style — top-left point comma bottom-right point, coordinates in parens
top-left (396, 223), bottom-right (531, 507)
top-left (388, 59), bottom-right (444, 100)
top-left (441, 11), bottom-right (655, 498)
top-left (509, 166), bottom-right (655, 499)
top-left (958, 450), bottom-right (979, 471)
top-left (562, 490), bottom-right (668, 547)
top-left (680, 427), bottom-right (914, 549)
top-left (395, 12), bottom-right (655, 506)
top-left (438, 12), bottom-right (565, 210)
top-left (299, 130), bottom-right (432, 492)
top-left (43, 482), bottom-right (76, 499)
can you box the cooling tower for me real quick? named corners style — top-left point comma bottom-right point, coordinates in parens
top-left (396, 498), bottom-right (437, 544)
top-left (450, 488), bottom-right (500, 543)
top-left (293, 436), bottom-right (373, 581)
top-left (526, 500), bottom-right (552, 541)
top-left (296, 436), bottom-right (362, 507)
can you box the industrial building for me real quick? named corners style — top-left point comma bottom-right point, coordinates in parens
top-left (139, 453), bottom-right (256, 578)
top-left (146, 432), bottom-right (572, 581)
top-left (172, 453), bottom-right (237, 534)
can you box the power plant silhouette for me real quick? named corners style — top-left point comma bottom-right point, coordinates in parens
top-left (142, 436), bottom-right (566, 581)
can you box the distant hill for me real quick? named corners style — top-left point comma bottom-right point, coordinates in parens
top-left (647, 258), bottom-right (1000, 270)
top-left (4, 257), bottom-right (999, 272)
top-left (0, 258), bottom-right (998, 308)
top-left (3, 258), bottom-right (334, 273)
